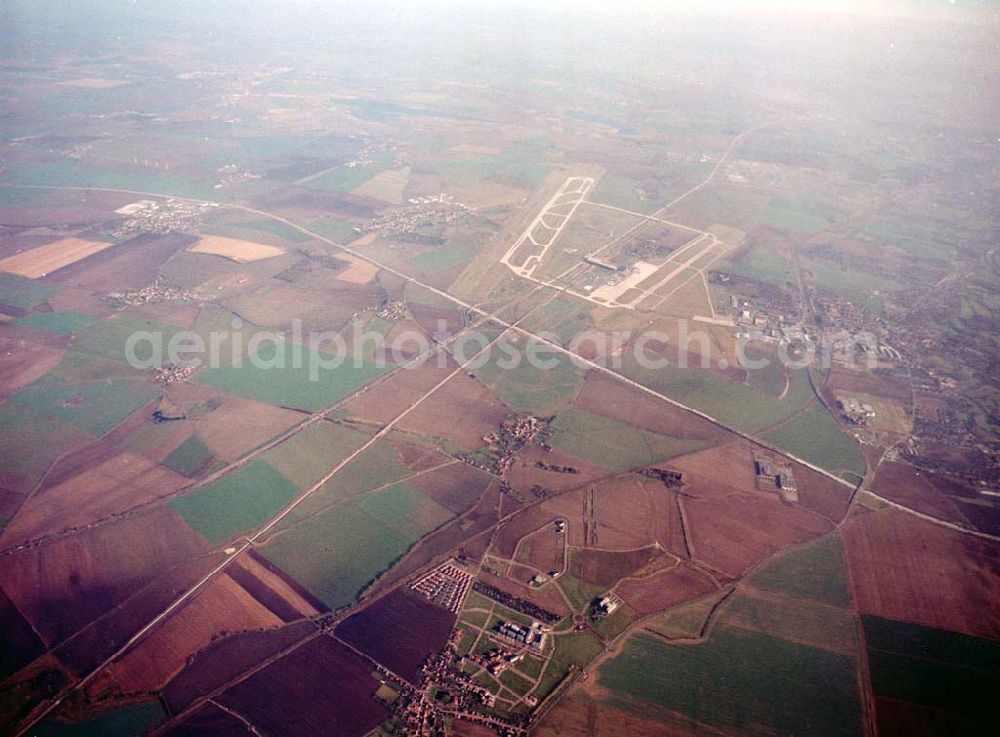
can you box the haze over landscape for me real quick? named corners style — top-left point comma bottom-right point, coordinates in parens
top-left (0, 2), bottom-right (997, 736)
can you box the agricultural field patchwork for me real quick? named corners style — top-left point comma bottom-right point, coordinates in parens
top-left (0, 5), bottom-right (997, 737)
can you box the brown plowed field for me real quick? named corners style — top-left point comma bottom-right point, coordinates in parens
top-left (0, 451), bottom-right (188, 545)
top-left (407, 302), bottom-right (467, 338)
top-left (451, 718), bottom-right (501, 737)
top-left (570, 546), bottom-right (666, 589)
top-left (871, 462), bottom-right (972, 526)
top-left (681, 488), bottom-right (832, 578)
top-left (190, 393), bottom-right (303, 462)
top-left (44, 285), bottom-right (116, 317)
top-left (872, 696), bottom-right (986, 737)
top-left (397, 373), bottom-right (509, 449)
top-left (162, 703), bottom-right (256, 737)
top-left (522, 476), bottom-right (662, 553)
top-left (590, 476), bottom-right (660, 550)
top-left (0, 588), bottom-right (46, 680)
top-left (391, 438), bottom-right (452, 471)
top-left (55, 551), bottom-right (227, 677)
top-left (162, 621), bottom-right (317, 713)
top-left (788, 459), bottom-right (854, 523)
top-left (495, 505), bottom-right (562, 559)
top-left (231, 553), bottom-right (322, 621)
top-left (573, 370), bottom-right (731, 442)
top-left (0, 506), bottom-right (209, 645)
top-left (48, 233), bottom-right (197, 291)
top-left (39, 413), bottom-right (150, 491)
top-left (0, 329), bottom-right (66, 398)
top-left (250, 186), bottom-right (377, 221)
top-left (615, 563), bottom-right (718, 617)
top-left (101, 573), bottom-right (284, 694)
top-left (533, 488), bottom-right (587, 548)
top-left (645, 478), bottom-right (689, 558)
top-left (829, 365), bottom-right (911, 401)
top-left (537, 694), bottom-right (704, 737)
top-left (508, 562), bottom-right (541, 584)
top-left (103, 399), bottom-right (193, 464)
top-left (336, 588), bottom-right (455, 684)
top-left (408, 461), bottom-right (494, 514)
top-left (506, 445), bottom-right (610, 495)
top-left (217, 635), bottom-right (389, 737)
top-left (666, 441), bottom-right (839, 575)
top-left (0, 233), bottom-right (61, 259)
top-left (223, 280), bottom-right (377, 332)
top-left (843, 508), bottom-right (1000, 639)
top-left (343, 361), bottom-right (455, 425)
top-left (517, 524), bottom-right (565, 574)
top-left (0, 237), bottom-right (113, 278)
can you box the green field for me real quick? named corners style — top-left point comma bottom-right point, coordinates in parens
top-left (462, 590), bottom-right (496, 613)
top-left (617, 356), bottom-right (815, 434)
top-left (722, 590), bottom-right (858, 655)
top-left (358, 481), bottom-right (453, 536)
top-left (195, 341), bottom-right (389, 411)
top-left (591, 605), bottom-right (636, 640)
top-left (170, 460), bottom-right (299, 544)
top-left (557, 562), bottom-right (605, 611)
top-left (34, 701), bottom-right (164, 737)
top-left (70, 315), bottom-right (184, 365)
top-left (411, 234), bottom-right (480, 274)
top-left (434, 146), bottom-right (546, 191)
top-left (646, 592), bottom-right (727, 640)
top-left (517, 296), bottom-right (595, 346)
top-left (262, 482), bottom-right (453, 610)
top-left (460, 609), bottom-right (490, 629)
top-left (14, 311), bottom-right (97, 335)
top-left (532, 630), bottom-right (605, 701)
top-left (214, 218), bottom-right (311, 244)
top-left (304, 153), bottom-right (394, 192)
top-left (474, 350), bottom-right (585, 416)
top-left (743, 345), bottom-right (788, 396)
top-left (673, 184), bottom-right (773, 232)
top-left (863, 616), bottom-right (1000, 730)
top-left (499, 668), bottom-right (534, 697)
top-left (259, 421), bottom-right (372, 491)
top-left (161, 433), bottom-right (216, 478)
top-left (269, 438), bottom-right (413, 528)
top-left (303, 216), bottom-right (361, 244)
top-left (9, 373), bottom-right (159, 436)
top-left (2, 159), bottom-right (222, 201)
top-left (519, 655), bottom-right (545, 680)
top-left (0, 406), bottom-right (93, 487)
top-left (599, 629), bottom-right (863, 737)
top-left (762, 405), bottom-right (865, 475)
top-left (800, 253), bottom-right (901, 300)
top-left (719, 243), bottom-right (796, 286)
top-left (0, 187), bottom-right (47, 206)
top-left (0, 272), bottom-right (59, 310)
top-left (549, 408), bottom-right (713, 472)
top-left (760, 205), bottom-right (830, 232)
top-left (588, 174), bottom-right (660, 215)
top-left (749, 533), bottom-right (851, 607)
